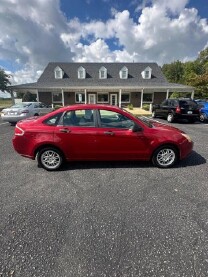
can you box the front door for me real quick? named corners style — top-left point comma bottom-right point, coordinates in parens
top-left (110, 94), bottom-right (117, 106)
top-left (88, 94), bottom-right (96, 104)
top-left (95, 109), bottom-right (150, 160)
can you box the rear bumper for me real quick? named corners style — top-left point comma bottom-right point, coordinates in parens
top-left (174, 113), bottom-right (199, 120)
top-left (12, 136), bottom-right (35, 159)
top-left (1, 114), bottom-right (28, 123)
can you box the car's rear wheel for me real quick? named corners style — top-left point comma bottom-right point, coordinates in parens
top-left (152, 146), bottom-right (178, 168)
top-left (199, 113), bottom-right (207, 123)
top-left (167, 113), bottom-right (175, 123)
top-left (37, 147), bottom-right (63, 171)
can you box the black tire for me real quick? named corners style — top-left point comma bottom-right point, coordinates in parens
top-left (37, 147), bottom-right (63, 171)
top-left (34, 113), bottom-right (39, 116)
top-left (199, 113), bottom-right (207, 123)
top-left (167, 113), bottom-right (175, 123)
top-left (152, 146), bottom-right (178, 168)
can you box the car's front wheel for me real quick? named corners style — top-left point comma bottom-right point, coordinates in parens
top-left (37, 147), bottom-right (63, 171)
top-left (152, 146), bottom-right (178, 168)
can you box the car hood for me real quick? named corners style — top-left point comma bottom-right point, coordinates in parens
top-left (150, 119), bottom-right (184, 133)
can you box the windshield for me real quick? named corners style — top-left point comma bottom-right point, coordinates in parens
top-left (137, 116), bottom-right (153, 127)
top-left (10, 103), bottom-right (32, 108)
top-left (123, 108), bottom-right (153, 127)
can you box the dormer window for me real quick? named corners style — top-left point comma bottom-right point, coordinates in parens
top-left (119, 66), bottom-right (128, 79)
top-left (141, 66), bottom-right (152, 79)
top-left (54, 66), bottom-right (63, 79)
top-left (99, 66), bottom-right (107, 79)
top-left (78, 66), bottom-right (86, 79)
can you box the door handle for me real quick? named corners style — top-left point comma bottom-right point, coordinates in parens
top-left (104, 131), bottom-right (114, 136)
top-left (60, 128), bottom-right (71, 133)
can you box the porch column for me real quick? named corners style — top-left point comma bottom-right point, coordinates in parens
top-left (119, 89), bottom-right (122, 108)
top-left (36, 89), bottom-right (39, 102)
top-left (141, 89), bottom-right (144, 108)
top-left (61, 89), bottom-right (64, 106)
top-left (166, 89), bottom-right (169, 99)
top-left (191, 90), bottom-right (195, 99)
top-left (85, 89), bottom-right (87, 104)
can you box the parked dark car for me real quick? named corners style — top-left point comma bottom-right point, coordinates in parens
top-left (13, 104), bottom-right (193, 171)
top-left (152, 98), bottom-right (200, 123)
top-left (196, 101), bottom-right (208, 122)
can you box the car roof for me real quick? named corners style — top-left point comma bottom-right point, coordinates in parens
top-left (57, 104), bottom-right (123, 112)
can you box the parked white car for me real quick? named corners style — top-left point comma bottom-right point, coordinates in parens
top-left (1, 102), bottom-right (53, 124)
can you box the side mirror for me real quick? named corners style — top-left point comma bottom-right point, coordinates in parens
top-left (132, 123), bottom-right (143, 132)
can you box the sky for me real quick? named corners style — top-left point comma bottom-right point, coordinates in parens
top-left (0, 0), bottom-right (208, 87)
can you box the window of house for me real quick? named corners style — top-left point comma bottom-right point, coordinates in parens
top-left (121, 93), bottom-right (130, 103)
top-left (78, 67), bottom-right (86, 79)
top-left (141, 67), bottom-right (152, 79)
top-left (75, 92), bottom-right (86, 103)
top-left (99, 67), bottom-right (107, 79)
top-left (143, 93), bottom-right (153, 102)
top-left (119, 66), bottom-right (128, 79)
top-left (52, 92), bottom-right (62, 104)
top-left (54, 66), bottom-right (63, 79)
top-left (97, 92), bottom-right (109, 103)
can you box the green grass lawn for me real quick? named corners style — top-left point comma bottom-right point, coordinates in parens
top-left (0, 98), bottom-right (12, 107)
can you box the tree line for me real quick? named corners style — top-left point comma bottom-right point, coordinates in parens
top-left (162, 47), bottom-right (208, 99)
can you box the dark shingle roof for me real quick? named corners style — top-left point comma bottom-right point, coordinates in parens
top-left (37, 62), bottom-right (168, 88)
top-left (9, 62), bottom-right (194, 91)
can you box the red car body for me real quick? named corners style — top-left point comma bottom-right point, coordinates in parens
top-left (12, 104), bottom-right (193, 170)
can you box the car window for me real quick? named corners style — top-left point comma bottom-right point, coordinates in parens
top-left (10, 103), bottom-right (32, 108)
top-left (63, 109), bottom-right (95, 127)
top-left (99, 110), bottom-right (135, 129)
top-left (43, 113), bottom-right (62, 126)
top-left (179, 100), bottom-right (197, 108)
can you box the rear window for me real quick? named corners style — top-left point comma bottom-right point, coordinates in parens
top-left (43, 113), bottom-right (62, 126)
top-left (11, 103), bottom-right (32, 108)
top-left (179, 100), bottom-right (197, 107)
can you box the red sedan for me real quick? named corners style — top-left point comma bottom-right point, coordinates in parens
top-left (12, 104), bottom-right (193, 171)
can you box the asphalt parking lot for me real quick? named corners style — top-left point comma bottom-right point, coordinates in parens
top-left (0, 118), bottom-right (208, 277)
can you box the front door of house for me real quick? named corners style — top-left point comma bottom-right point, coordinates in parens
top-left (88, 94), bottom-right (96, 104)
top-left (110, 94), bottom-right (117, 106)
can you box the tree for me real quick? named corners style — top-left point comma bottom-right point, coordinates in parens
top-left (0, 68), bottom-right (11, 91)
top-left (162, 60), bottom-right (184, 83)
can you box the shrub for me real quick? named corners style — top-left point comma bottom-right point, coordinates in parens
top-left (142, 104), bottom-right (150, 111)
top-left (127, 104), bottom-right (134, 110)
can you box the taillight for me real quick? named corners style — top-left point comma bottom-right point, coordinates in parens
top-left (14, 125), bottom-right (25, 136)
top-left (176, 106), bottom-right (181, 113)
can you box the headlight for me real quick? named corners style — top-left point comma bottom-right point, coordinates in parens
top-left (182, 133), bottom-right (192, 142)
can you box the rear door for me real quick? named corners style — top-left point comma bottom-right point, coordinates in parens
top-left (53, 109), bottom-right (98, 160)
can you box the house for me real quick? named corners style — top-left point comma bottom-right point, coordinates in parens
top-left (10, 62), bottom-right (194, 109)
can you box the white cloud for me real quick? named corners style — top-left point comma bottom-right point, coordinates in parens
top-left (0, 0), bottom-right (208, 85)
